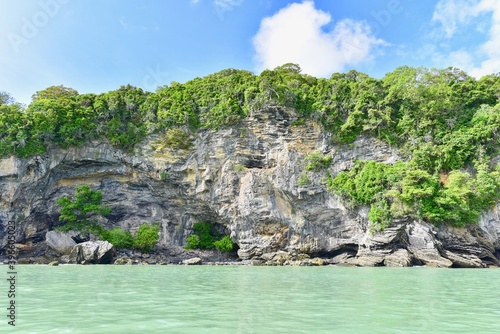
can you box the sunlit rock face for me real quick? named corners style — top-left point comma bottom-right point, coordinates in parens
top-left (0, 105), bottom-right (499, 267)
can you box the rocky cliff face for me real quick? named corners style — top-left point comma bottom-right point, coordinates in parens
top-left (1, 105), bottom-right (499, 267)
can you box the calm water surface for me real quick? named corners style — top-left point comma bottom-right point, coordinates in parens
top-left (6, 265), bottom-right (500, 333)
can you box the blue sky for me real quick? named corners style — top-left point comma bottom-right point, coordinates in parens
top-left (1, 0), bottom-right (499, 105)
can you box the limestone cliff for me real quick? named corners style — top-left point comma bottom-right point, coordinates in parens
top-left (1, 105), bottom-right (499, 267)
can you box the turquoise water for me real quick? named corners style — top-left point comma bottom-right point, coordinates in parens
top-left (4, 265), bottom-right (500, 333)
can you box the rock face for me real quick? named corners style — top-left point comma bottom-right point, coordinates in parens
top-left (45, 231), bottom-right (77, 255)
top-left (0, 105), bottom-right (499, 266)
top-left (69, 241), bottom-right (115, 264)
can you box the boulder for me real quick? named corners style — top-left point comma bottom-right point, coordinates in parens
top-left (384, 249), bottom-right (413, 267)
top-left (237, 244), bottom-right (263, 260)
top-left (350, 254), bottom-right (386, 267)
top-left (114, 256), bottom-right (133, 265)
top-left (45, 231), bottom-right (76, 255)
top-left (183, 257), bottom-right (202, 265)
top-left (406, 223), bottom-right (452, 268)
top-left (309, 257), bottom-right (326, 266)
top-left (69, 241), bottom-right (115, 264)
top-left (443, 251), bottom-right (486, 268)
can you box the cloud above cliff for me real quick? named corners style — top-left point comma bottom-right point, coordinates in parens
top-left (252, 1), bottom-right (384, 77)
top-left (431, 0), bottom-right (500, 77)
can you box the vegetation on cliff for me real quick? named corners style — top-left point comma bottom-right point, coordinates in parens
top-left (2, 64), bottom-right (500, 229)
top-left (185, 222), bottom-right (234, 252)
top-left (57, 185), bottom-right (160, 251)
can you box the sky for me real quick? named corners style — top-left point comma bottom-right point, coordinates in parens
top-left (1, 0), bottom-right (499, 105)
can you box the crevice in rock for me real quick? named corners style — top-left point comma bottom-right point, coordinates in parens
top-left (312, 244), bottom-right (359, 259)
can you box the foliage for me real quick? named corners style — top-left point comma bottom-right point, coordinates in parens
top-left (101, 227), bottom-right (134, 249)
top-left (56, 186), bottom-right (160, 251)
top-left (56, 185), bottom-right (111, 232)
top-left (214, 235), bottom-right (234, 252)
top-left (0, 92), bottom-right (14, 105)
top-left (133, 223), bottom-right (160, 252)
top-left (184, 222), bottom-right (232, 251)
top-left (234, 164), bottom-right (247, 173)
top-left (297, 173), bottom-right (310, 186)
top-left (185, 234), bottom-right (201, 250)
top-left (328, 159), bottom-right (500, 231)
top-left (32, 85), bottom-right (78, 101)
top-left (161, 127), bottom-right (192, 149)
top-left (305, 151), bottom-right (332, 171)
top-left (368, 199), bottom-right (392, 233)
top-left (192, 222), bottom-right (218, 249)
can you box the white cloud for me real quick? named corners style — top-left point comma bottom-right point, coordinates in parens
top-left (432, 0), bottom-right (500, 77)
top-left (252, 1), bottom-right (384, 77)
top-left (119, 16), bottom-right (128, 30)
top-left (432, 0), bottom-right (485, 38)
top-left (214, 0), bottom-right (243, 11)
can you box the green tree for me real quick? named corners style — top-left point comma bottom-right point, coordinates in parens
top-left (56, 185), bottom-right (111, 233)
top-left (101, 227), bottom-right (134, 249)
top-left (214, 235), bottom-right (234, 252)
top-left (31, 85), bottom-right (78, 102)
top-left (304, 151), bottom-right (332, 171)
top-left (184, 222), bottom-right (232, 250)
top-left (133, 223), bottom-right (160, 252)
top-left (0, 91), bottom-right (14, 105)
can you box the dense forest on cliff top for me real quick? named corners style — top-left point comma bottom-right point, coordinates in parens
top-left (1, 64), bottom-right (500, 231)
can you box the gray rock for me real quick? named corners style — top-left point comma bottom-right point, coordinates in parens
top-left (384, 249), bottom-right (413, 267)
top-left (406, 223), bottom-right (453, 268)
top-left (114, 256), bottom-right (132, 265)
top-left (350, 254), bottom-right (386, 267)
top-left (183, 257), bottom-right (202, 265)
top-left (330, 253), bottom-right (354, 265)
top-left (48, 261), bottom-right (59, 266)
top-left (443, 251), bottom-right (485, 268)
top-left (237, 244), bottom-right (263, 260)
top-left (45, 231), bottom-right (76, 255)
top-left (250, 259), bottom-right (264, 266)
top-left (309, 258), bottom-right (326, 266)
top-left (69, 241), bottom-right (115, 264)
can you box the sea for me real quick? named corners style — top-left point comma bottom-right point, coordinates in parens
top-left (3, 265), bottom-right (500, 333)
